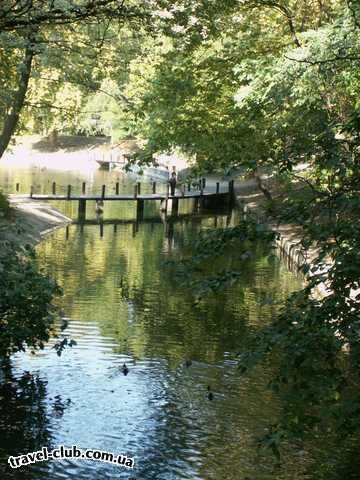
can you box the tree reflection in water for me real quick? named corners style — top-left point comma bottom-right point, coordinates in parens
top-left (0, 361), bottom-right (53, 480)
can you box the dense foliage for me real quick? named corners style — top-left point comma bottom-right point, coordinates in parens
top-left (0, 225), bottom-right (61, 358)
top-left (0, 0), bottom-right (152, 156)
top-left (0, 0), bottom-right (359, 476)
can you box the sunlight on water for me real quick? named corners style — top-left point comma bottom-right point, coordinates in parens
top-left (0, 165), bottom-right (310, 480)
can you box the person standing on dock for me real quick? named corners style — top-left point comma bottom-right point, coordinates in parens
top-left (169, 171), bottom-right (177, 196)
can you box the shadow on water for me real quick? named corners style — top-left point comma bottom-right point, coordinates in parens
top-left (0, 166), bottom-right (315, 479)
top-left (0, 213), bottom-right (307, 480)
top-left (0, 361), bottom-right (55, 480)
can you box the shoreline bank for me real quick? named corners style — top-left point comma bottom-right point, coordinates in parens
top-left (5, 196), bottom-right (72, 246)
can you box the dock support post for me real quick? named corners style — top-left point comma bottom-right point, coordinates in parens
top-left (136, 200), bottom-right (144, 221)
top-left (101, 185), bottom-right (106, 199)
top-left (115, 182), bottom-right (119, 195)
top-left (82, 182), bottom-right (86, 194)
top-left (228, 180), bottom-right (235, 206)
top-left (52, 182), bottom-right (56, 195)
top-left (152, 182), bottom-right (156, 194)
top-left (78, 199), bottom-right (86, 221)
top-left (134, 185), bottom-right (138, 199)
top-left (228, 180), bottom-right (234, 195)
top-left (160, 184), bottom-right (169, 212)
top-left (202, 178), bottom-right (206, 189)
top-left (132, 222), bottom-right (138, 237)
top-left (16, 182), bottom-right (20, 192)
top-left (171, 197), bottom-right (179, 215)
top-left (67, 185), bottom-right (72, 199)
top-left (137, 182), bottom-right (141, 195)
top-left (216, 182), bottom-right (220, 194)
top-left (200, 187), bottom-right (205, 208)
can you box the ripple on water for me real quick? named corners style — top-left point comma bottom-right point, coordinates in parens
top-left (2, 200), bottom-right (303, 480)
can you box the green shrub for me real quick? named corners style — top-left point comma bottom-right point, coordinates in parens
top-left (0, 237), bottom-right (61, 358)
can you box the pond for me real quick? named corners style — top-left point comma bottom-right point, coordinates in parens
top-left (0, 163), bottom-right (307, 480)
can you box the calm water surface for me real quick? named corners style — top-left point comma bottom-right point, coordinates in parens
top-left (0, 163), bottom-right (309, 480)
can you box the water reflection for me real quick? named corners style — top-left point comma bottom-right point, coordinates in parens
top-left (0, 163), bottom-right (308, 479)
top-left (0, 363), bottom-right (54, 479)
top-left (1, 213), bottom-right (305, 479)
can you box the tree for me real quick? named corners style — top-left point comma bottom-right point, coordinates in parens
top-left (0, 0), bottom-right (148, 157)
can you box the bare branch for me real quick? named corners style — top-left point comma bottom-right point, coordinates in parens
top-left (284, 54), bottom-right (360, 65)
top-left (289, 172), bottom-right (328, 197)
top-left (24, 100), bottom-right (102, 114)
top-left (249, 1), bottom-right (301, 48)
top-left (34, 76), bottom-right (133, 108)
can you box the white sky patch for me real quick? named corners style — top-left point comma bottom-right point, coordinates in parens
top-left (188, 15), bottom-right (198, 26)
top-left (152, 10), bottom-right (174, 19)
top-left (234, 85), bottom-right (253, 105)
top-left (232, 14), bottom-right (244, 23)
top-left (170, 4), bottom-right (186, 13)
top-left (172, 24), bottom-right (186, 34)
top-left (200, 29), bottom-right (209, 40)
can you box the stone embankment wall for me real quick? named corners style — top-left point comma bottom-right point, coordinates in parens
top-left (233, 178), bottom-right (322, 293)
top-left (234, 178), bottom-right (359, 301)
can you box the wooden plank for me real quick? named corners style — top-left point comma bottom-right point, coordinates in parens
top-left (14, 192), bottom-right (229, 201)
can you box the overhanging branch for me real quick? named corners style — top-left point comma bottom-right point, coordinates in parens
top-left (0, 1), bottom-right (147, 31)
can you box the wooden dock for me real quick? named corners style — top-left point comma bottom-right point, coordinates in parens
top-left (11, 180), bottom-right (235, 221)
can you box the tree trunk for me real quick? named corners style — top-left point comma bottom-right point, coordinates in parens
top-left (0, 46), bottom-right (34, 159)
